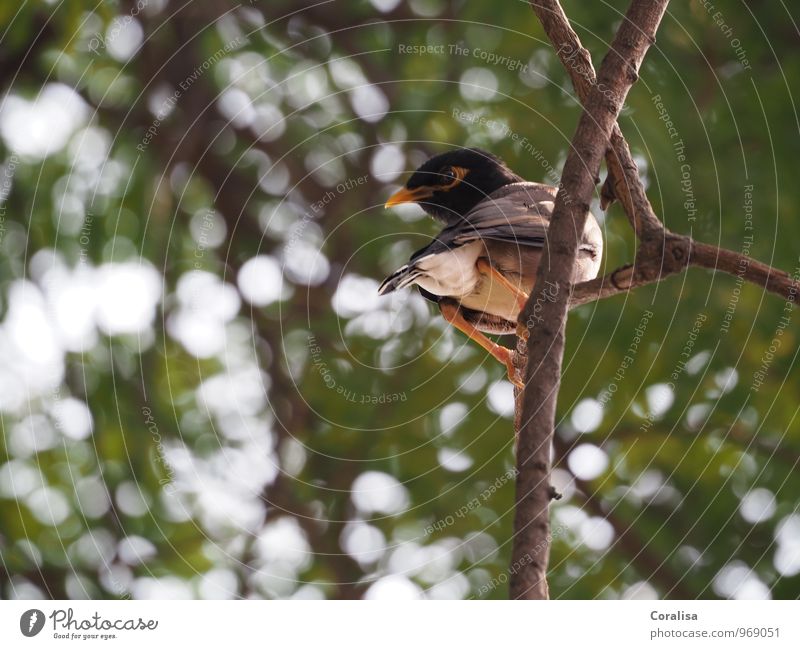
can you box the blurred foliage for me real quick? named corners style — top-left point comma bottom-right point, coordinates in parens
top-left (0, 0), bottom-right (799, 600)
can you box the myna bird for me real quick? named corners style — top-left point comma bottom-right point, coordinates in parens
top-left (378, 148), bottom-right (603, 387)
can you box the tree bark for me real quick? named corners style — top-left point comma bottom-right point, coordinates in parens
top-left (529, 0), bottom-right (663, 239)
top-left (510, 0), bottom-right (670, 600)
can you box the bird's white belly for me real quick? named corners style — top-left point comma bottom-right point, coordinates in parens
top-left (414, 241), bottom-right (482, 299)
top-left (459, 274), bottom-right (524, 322)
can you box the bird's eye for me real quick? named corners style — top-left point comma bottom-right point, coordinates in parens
top-left (440, 166), bottom-right (457, 182)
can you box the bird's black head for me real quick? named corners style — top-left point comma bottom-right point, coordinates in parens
top-left (385, 148), bottom-right (524, 223)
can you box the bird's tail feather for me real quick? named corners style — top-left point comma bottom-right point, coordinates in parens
top-left (378, 264), bottom-right (422, 295)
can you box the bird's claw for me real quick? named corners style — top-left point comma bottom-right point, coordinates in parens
top-left (505, 358), bottom-right (525, 389)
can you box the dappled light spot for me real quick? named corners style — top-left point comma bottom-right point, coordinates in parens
top-left (364, 574), bottom-right (423, 600)
top-left (461, 531), bottom-right (499, 564)
top-left (773, 514), bottom-right (800, 577)
top-left (437, 447), bottom-right (473, 472)
top-left (457, 366), bottom-right (488, 394)
top-left (739, 488), bottom-right (776, 524)
top-left (550, 468), bottom-right (575, 502)
top-left (351, 471), bottom-right (409, 515)
top-left (9, 415), bottom-right (58, 457)
top-left (190, 209), bottom-right (227, 249)
top-left (74, 476), bottom-right (111, 519)
top-left (217, 88), bottom-right (256, 128)
top-left (685, 350), bottom-right (711, 375)
top-left (96, 262), bottom-right (162, 335)
top-left (252, 103), bottom-right (286, 142)
top-left (105, 16), bottom-right (143, 61)
top-left (426, 572), bottom-right (471, 599)
top-left (713, 561), bottom-right (772, 600)
top-left (645, 383), bottom-right (674, 418)
top-left (685, 403), bottom-right (711, 430)
top-left (459, 68), bottom-right (499, 102)
top-left (571, 397), bottom-right (603, 433)
top-left (567, 444), bottom-right (609, 481)
top-left (132, 577), bottom-right (193, 600)
top-left (168, 270), bottom-right (240, 357)
top-left (622, 581), bottom-right (659, 600)
top-left (370, 144), bottom-right (406, 182)
top-left (199, 569), bottom-right (238, 600)
top-left (369, 0), bottom-right (402, 12)
top-left (579, 516), bottom-right (615, 552)
top-left (238, 255), bottom-right (285, 306)
top-left (552, 504), bottom-right (588, 541)
top-left (196, 366), bottom-right (269, 418)
top-left (0, 460), bottom-right (39, 499)
top-left (341, 521), bottom-right (387, 566)
top-left (27, 487), bottom-right (70, 526)
top-left (349, 84), bottom-right (389, 123)
top-left (115, 481), bottom-right (151, 517)
top-left (50, 397), bottom-right (93, 440)
top-left (255, 517), bottom-right (312, 572)
top-left (287, 62), bottom-right (329, 107)
top-left (439, 402), bottom-right (468, 437)
top-left (332, 274), bottom-right (381, 318)
top-left (71, 529), bottom-right (115, 569)
top-left (258, 161), bottom-right (290, 195)
top-left (117, 536), bottom-right (157, 565)
top-left (486, 380), bottom-right (514, 418)
top-left (282, 240), bottom-right (330, 286)
top-left (0, 83), bottom-right (88, 159)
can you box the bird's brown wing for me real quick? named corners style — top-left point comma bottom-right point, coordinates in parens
top-left (443, 182), bottom-right (602, 259)
top-left (437, 182), bottom-right (553, 250)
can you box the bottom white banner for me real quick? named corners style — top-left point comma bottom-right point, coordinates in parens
top-left (1, 600), bottom-right (797, 647)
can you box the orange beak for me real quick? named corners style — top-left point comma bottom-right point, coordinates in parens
top-left (384, 186), bottom-right (434, 208)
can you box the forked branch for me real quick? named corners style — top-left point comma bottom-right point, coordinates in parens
top-left (511, 0), bottom-right (671, 600)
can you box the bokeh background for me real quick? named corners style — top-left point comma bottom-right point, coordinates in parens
top-left (1, 0), bottom-right (799, 600)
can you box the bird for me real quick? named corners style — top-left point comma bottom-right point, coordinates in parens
top-left (378, 147), bottom-right (603, 387)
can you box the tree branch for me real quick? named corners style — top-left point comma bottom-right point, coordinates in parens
top-left (529, 0), bottom-right (664, 239)
top-left (530, 0), bottom-right (800, 310)
top-left (511, 0), bottom-right (670, 600)
top-left (570, 236), bottom-right (800, 308)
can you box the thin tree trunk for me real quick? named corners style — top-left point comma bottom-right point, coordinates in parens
top-left (510, 0), bottom-right (671, 600)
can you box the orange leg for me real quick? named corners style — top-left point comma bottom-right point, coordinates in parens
top-left (440, 301), bottom-right (524, 388)
top-left (475, 257), bottom-right (531, 341)
top-left (476, 258), bottom-right (529, 311)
